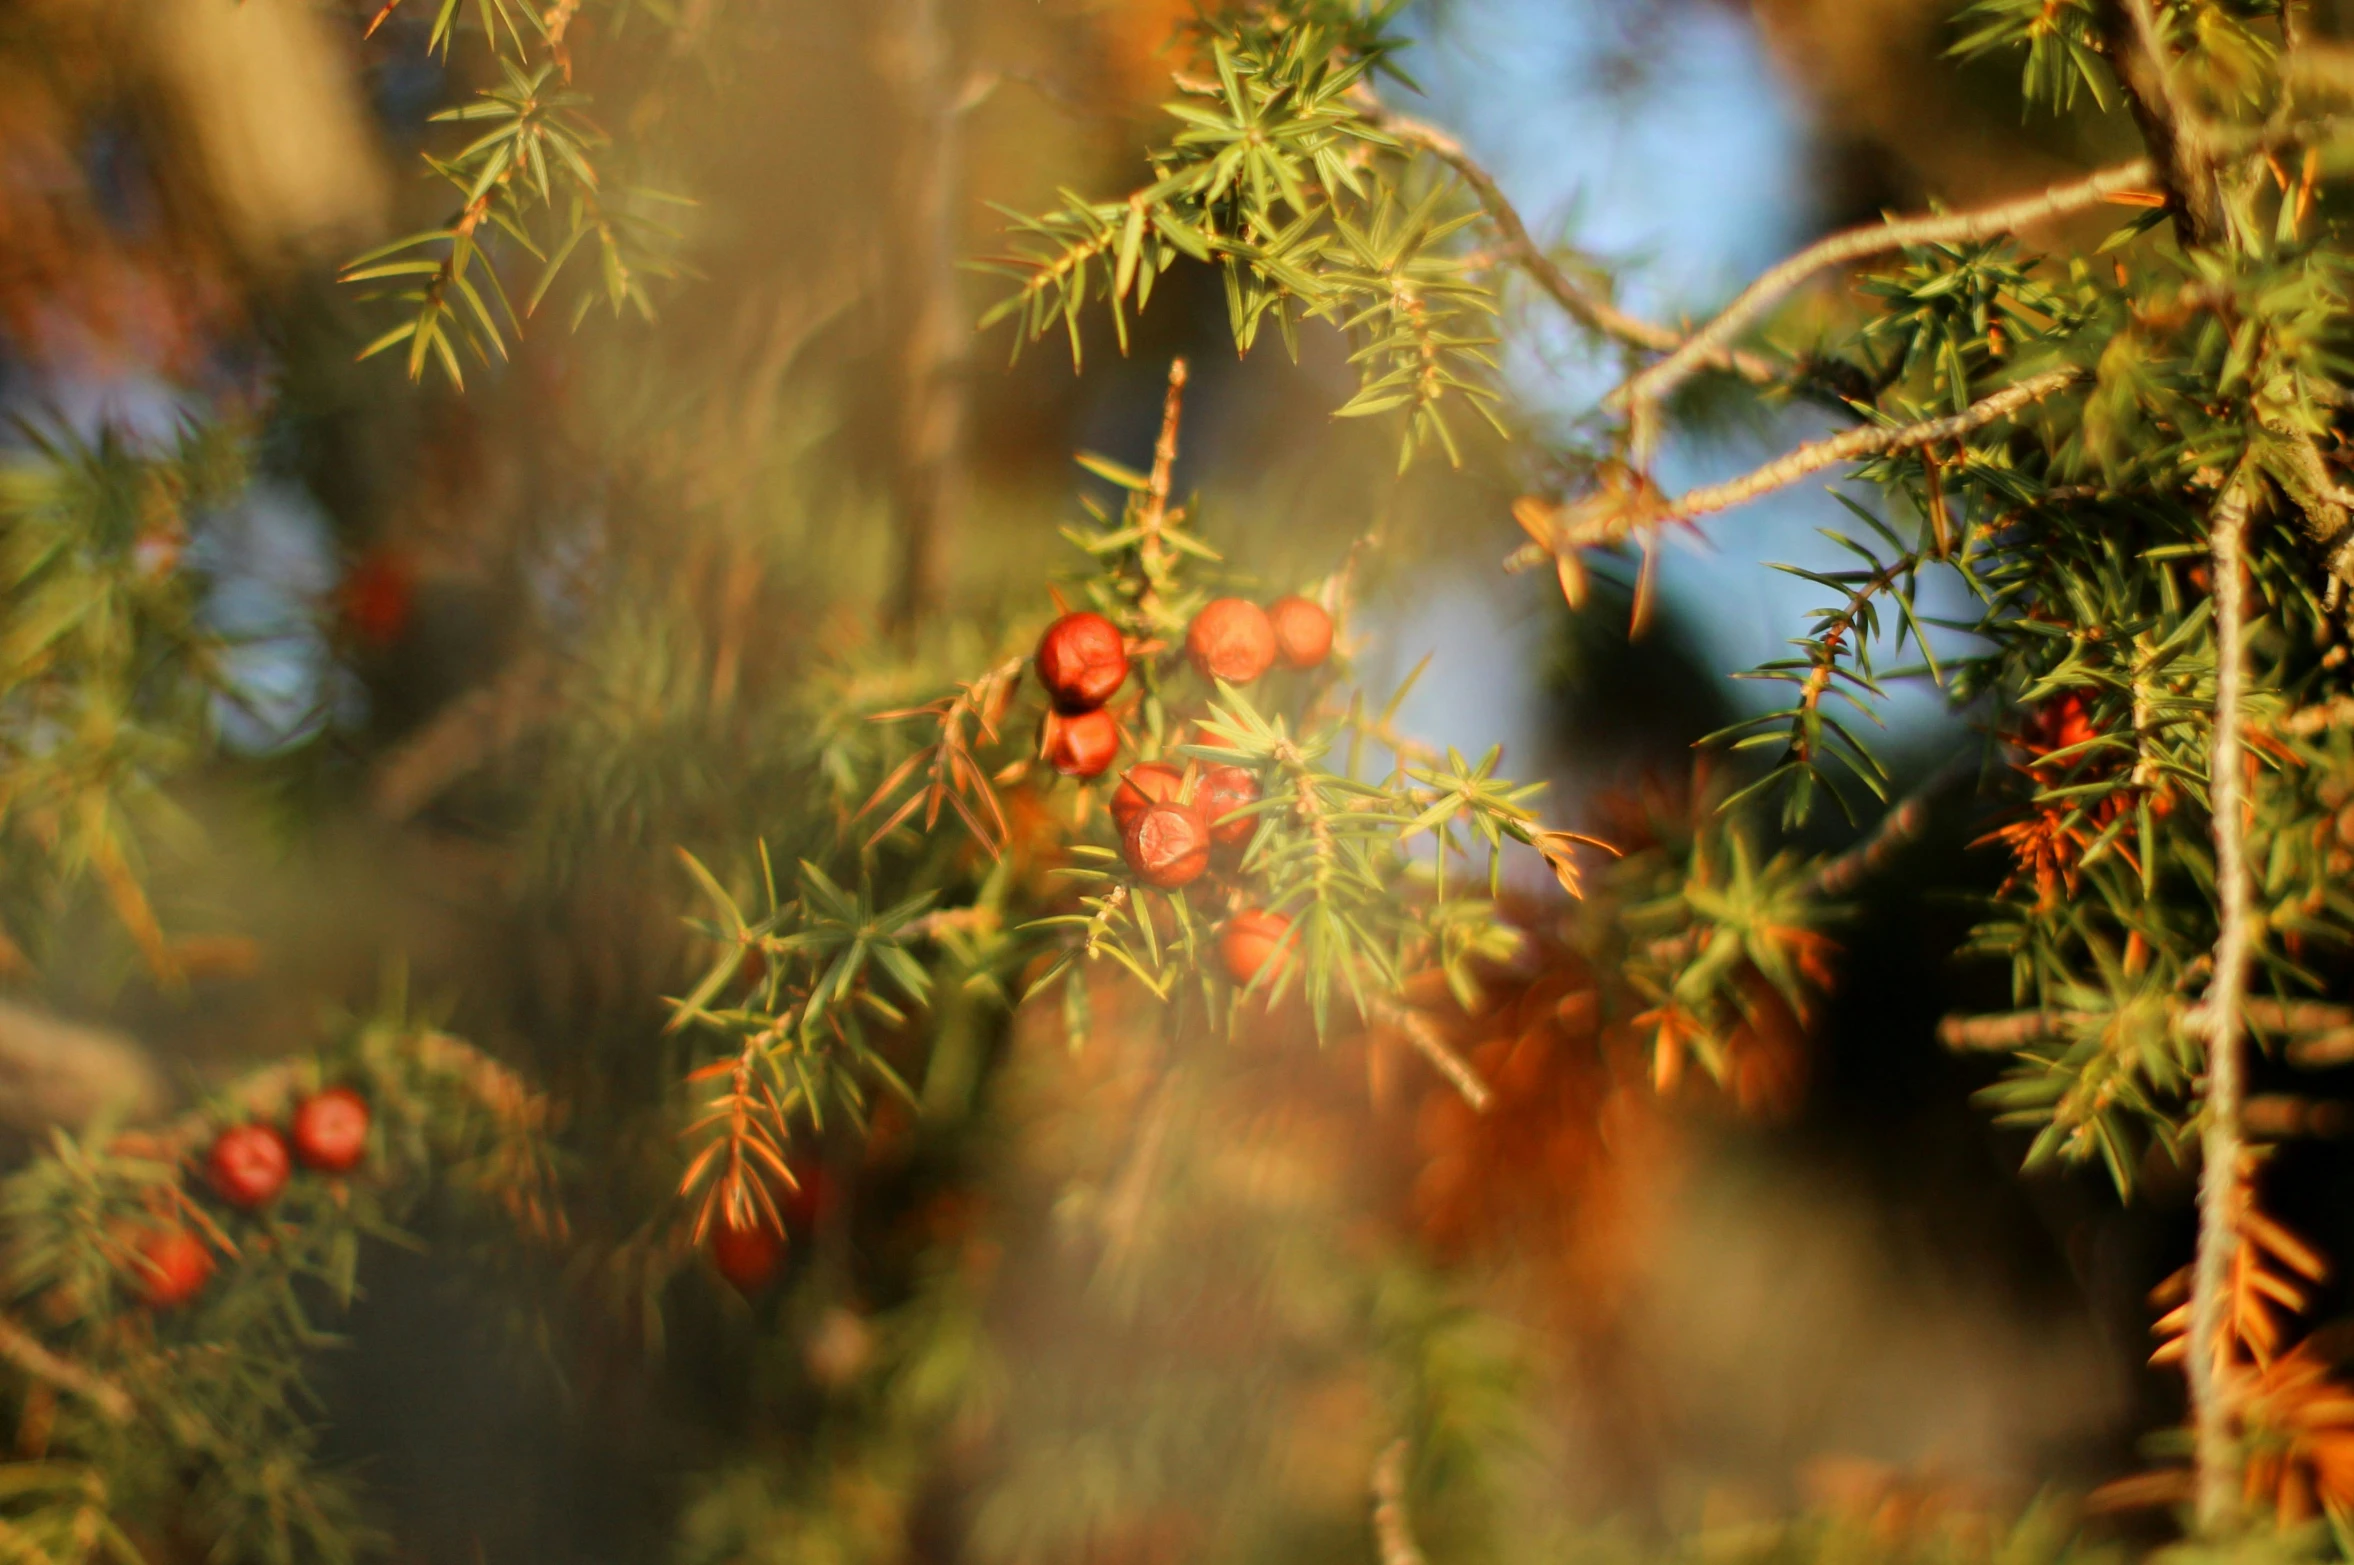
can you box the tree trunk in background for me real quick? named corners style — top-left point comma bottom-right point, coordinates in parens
top-left (885, 0), bottom-right (967, 633)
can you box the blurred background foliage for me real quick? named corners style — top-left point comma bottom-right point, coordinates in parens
top-left (6, 0), bottom-right (2349, 1561)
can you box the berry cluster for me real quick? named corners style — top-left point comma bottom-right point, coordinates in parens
top-left (1033, 594), bottom-right (1333, 782)
top-left (133, 1087), bottom-right (374, 1310)
top-left (1032, 593), bottom-right (1331, 997)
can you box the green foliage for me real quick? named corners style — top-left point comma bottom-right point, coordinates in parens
top-left (0, 1005), bottom-right (562, 1565)
top-left (978, 3), bottom-right (1501, 466)
top-left (0, 419), bottom-right (245, 980)
top-left (343, 0), bottom-right (688, 383)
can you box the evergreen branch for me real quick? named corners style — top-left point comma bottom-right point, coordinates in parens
top-left (1663, 369), bottom-right (2085, 524)
top-left (1353, 95), bottom-right (1778, 384)
top-left (2089, 0), bottom-right (2214, 248)
top-left (1370, 1439), bottom-right (1426, 1565)
top-left (1137, 358), bottom-right (1189, 617)
top-left (2192, 480), bottom-right (2255, 1532)
top-left (1614, 165), bottom-right (2153, 426)
top-left (1939, 998), bottom-right (2354, 1051)
top-left (0, 1315), bottom-right (131, 1423)
top-left (1506, 369), bottom-right (2085, 578)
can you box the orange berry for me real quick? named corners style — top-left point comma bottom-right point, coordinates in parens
top-left (1123, 801), bottom-right (1210, 889)
top-left (1043, 707), bottom-right (1121, 778)
top-left (1267, 595), bottom-right (1334, 669)
top-left (1221, 909), bottom-right (1293, 986)
top-left (1034, 612), bottom-right (1129, 713)
top-left (1110, 762), bottom-right (1186, 835)
top-left (1186, 598), bottom-right (1277, 686)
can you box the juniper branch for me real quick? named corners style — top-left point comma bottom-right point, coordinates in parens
top-left (2191, 481), bottom-right (2255, 1533)
top-left (1669, 369), bottom-right (2085, 523)
top-left (1137, 358), bottom-right (1189, 616)
top-left (2098, 0), bottom-right (2221, 248)
top-left (1614, 166), bottom-right (2153, 423)
top-left (0, 1314), bottom-right (131, 1422)
top-left (1504, 369), bottom-right (2086, 577)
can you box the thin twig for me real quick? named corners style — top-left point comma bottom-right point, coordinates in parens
top-left (1506, 370), bottom-right (2085, 576)
top-left (1356, 95), bottom-right (1779, 385)
top-left (1138, 358), bottom-right (1189, 602)
top-left (368, 652), bottom-right (558, 822)
top-left (1374, 998), bottom-right (1492, 1112)
top-left (2191, 482), bottom-right (2255, 1533)
top-left (1664, 369), bottom-right (2085, 524)
top-left (1371, 1439), bottom-right (1426, 1565)
top-left (1938, 997), bottom-right (2351, 1052)
top-left (1615, 165), bottom-right (2153, 422)
top-left (1809, 755), bottom-right (1974, 897)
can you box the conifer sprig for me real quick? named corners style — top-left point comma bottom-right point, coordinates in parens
top-left (343, 0), bottom-right (688, 383)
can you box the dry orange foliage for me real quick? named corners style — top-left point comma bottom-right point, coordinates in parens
top-left (2105, 1166), bottom-right (2354, 1522)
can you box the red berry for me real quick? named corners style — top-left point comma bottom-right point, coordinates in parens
top-left (1110, 762), bottom-right (1186, 835)
top-left (1034, 612), bottom-right (1129, 713)
top-left (1196, 764), bottom-right (1261, 849)
top-left (1042, 707), bottom-right (1121, 778)
top-left (1123, 801), bottom-right (1210, 889)
top-left (291, 1088), bottom-right (371, 1174)
top-left (710, 1216), bottom-right (783, 1296)
top-left (782, 1158), bottom-right (833, 1231)
top-left (1267, 595), bottom-right (1334, 669)
top-left (1186, 599), bottom-right (1277, 686)
top-left (133, 1226), bottom-right (213, 1309)
top-left (1221, 909), bottom-right (1294, 986)
top-left (338, 550), bottom-right (415, 649)
top-left (206, 1124), bottom-right (291, 1209)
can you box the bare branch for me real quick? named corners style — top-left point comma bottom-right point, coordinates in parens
top-left (1357, 95), bottom-right (1780, 385)
top-left (1615, 165), bottom-right (2153, 421)
top-left (1939, 998), bottom-right (2352, 1052)
top-left (2191, 481), bottom-right (2254, 1533)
